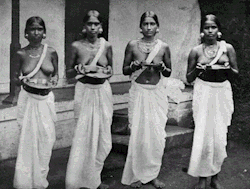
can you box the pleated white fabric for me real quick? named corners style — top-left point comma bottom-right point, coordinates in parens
top-left (66, 81), bottom-right (113, 189)
top-left (14, 88), bottom-right (57, 189)
top-left (122, 80), bottom-right (168, 185)
top-left (188, 78), bottom-right (234, 177)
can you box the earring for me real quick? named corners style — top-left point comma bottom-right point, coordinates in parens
top-left (139, 29), bottom-right (143, 33)
top-left (25, 34), bottom-right (28, 38)
top-left (42, 33), bottom-right (46, 39)
top-left (82, 28), bottom-right (86, 34)
top-left (156, 28), bottom-right (159, 33)
top-left (99, 28), bottom-right (103, 34)
top-left (217, 32), bottom-right (222, 38)
top-left (200, 32), bottom-right (204, 38)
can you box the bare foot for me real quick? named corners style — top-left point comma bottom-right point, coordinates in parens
top-left (130, 181), bottom-right (142, 188)
top-left (151, 178), bottom-right (165, 188)
top-left (98, 183), bottom-right (109, 189)
top-left (210, 174), bottom-right (224, 189)
top-left (194, 177), bottom-right (206, 189)
top-left (210, 181), bottom-right (224, 189)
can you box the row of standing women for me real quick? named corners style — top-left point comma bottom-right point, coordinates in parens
top-left (12, 10), bottom-right (238, 189)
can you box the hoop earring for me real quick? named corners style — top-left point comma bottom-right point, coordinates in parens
top-left (200, 32), bottom-right (204, 38)
top-left (42, 33), bottom-right (46, 39)
top-left (156, 28), bottom-right (159, 33)
top-left (217, 32), bottom-right (222, 38)
top-left (82, 28), bottom-right (86, 34)
top-left (25, 33), bottom-right (28, 38)
top-left (99, 28), bottom-right (103, 34)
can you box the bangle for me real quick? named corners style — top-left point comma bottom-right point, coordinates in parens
top-left (74, 65), bottom-right (79, 73)
top-left (162, 66), bottom-right (171, 72)
top-left (130, 62), bottom-right (135, 71)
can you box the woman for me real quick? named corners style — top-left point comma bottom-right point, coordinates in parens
top-left (13, 16), bottom-right (59, 189)
top-left (186, 14), bottom-right (239, 189)
top-left (65, 10), bottom-right (113, 189)
top-left (121, 11), bottom-right (172, 188)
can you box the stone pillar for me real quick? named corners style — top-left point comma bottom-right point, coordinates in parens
top-left (2, 0), bottom-right (20, 104)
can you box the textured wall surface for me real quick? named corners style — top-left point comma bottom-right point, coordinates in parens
top-left (109, 0), bottom-right (201, 83)
top-left (0, 0), bottom-right (11, 93)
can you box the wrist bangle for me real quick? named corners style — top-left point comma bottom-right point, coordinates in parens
top-left (130, 62), bottom-right (135, 71)
top-left (74, 65), bottom-right (79, 73)
top-left (163, 67), bottom-right (171, 72)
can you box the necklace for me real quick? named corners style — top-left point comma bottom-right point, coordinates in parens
top-left (28, 45), bottom-right (42, 58)
top-left (203, 42), bottom-right (218, 58)
top-left (137, 38), bottom-right (157, 54)
top-left (82, 39), bottom-right (100, 51)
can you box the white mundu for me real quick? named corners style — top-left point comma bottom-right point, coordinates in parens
top-left (14, 43), bottom-right (57, 189)
top-left (122, 39), bottom-right (169, 185)
top-left (66, 80), bottom-right (113, 189)
top-left (14, 88), bottom-right (56, 189)
top-left (188, 77), bottom-right (234, 177)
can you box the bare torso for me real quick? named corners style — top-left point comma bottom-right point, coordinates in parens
top-left (70, 38), bottom-right (112, 84)
top-left (126, 39), bottom-right (170, 85)
top-left (17, 44), bottom-right (58, 88)
top-left (195, 44), bottom-right (230, 82)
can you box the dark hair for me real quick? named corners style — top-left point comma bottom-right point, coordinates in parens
top-left (140, 11), bottom-right (159, 28)
top-left (83, 10), bottom-right (103, 24)
top-left (25, 16), bottom-right (46, 34)
top-left (201, 14), bottom-right (221, 31)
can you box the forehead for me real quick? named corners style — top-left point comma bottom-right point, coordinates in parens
top-left (203, 20), bottom-right (218, 27)
top-left (86, 16), bottom-right (100, 23)
top-left (27, 21), bottom-right (44, 28)
top-left (142, 17), bottom-right (156, 23)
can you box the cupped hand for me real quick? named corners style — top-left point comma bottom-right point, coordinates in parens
top-left (130, 60), bottom-right (142, 71)
top-left (196, 63), bottom-right (207, 70)
top-left (78, 64), bottom-right (87, 74)
top-left (103, 65), bottom-right (112, 74)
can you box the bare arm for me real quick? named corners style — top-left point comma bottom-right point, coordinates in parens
top-left (227, 43), bottom-right (239, 75)
top-left (50, 48), bottom-right (59, 85)
top-left (123, 41), bottom-right (135, 75)
top-left (66, 42), bottom-right (78, 79)
top-left (107, 44), bottom-right (113, 67)
top-left (51, 49), bottom-right (58, 77)
top-left (161, 44), bottom-right (172, 77)
top-left (186, 48), bottom-right (202, 83)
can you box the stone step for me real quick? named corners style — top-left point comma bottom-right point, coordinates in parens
top-left (111, 108), bottom-right (194, 151)
top-left (112, 125), bottom-right (194, 151)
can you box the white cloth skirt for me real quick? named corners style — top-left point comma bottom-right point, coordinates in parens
top-left (66, 81), bottom-right (113, 189)
top-left (188, 78), bottom-right (234, 177)
top-left (122, 80), bottom-right (168, 185)
top-left (14, 88), bottom-right (57, 189)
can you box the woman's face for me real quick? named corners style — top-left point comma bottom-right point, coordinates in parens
top-left (202, 20), bottom-right (219, 41)
top-left (84, 16), bottom-right (101, 37)
top-left (26, 21), bottom-right (45, 43)
top-left (140, 17), bottom-right (158, 37)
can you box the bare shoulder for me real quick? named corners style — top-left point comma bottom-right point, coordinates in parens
top-left (160, 40), bottom-right (170, 50)
top-left (47, 46), bottom-right (57, 54)
top-left (104, 40), bottom-right (112, 49)
top-left (193, 44), bottom-right (202, 51)
top-left (71, 40), bottom-right (82, 49)
top-left (127, 39), bottom-right (138, 48)
top-left (225, 42), bottom-right (235, 52)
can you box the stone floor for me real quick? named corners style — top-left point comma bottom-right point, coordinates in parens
top-left (1, 141), bottom-right (250, 189)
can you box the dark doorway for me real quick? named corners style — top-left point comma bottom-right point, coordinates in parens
top-left (65, 0), bottom-right (109, 69)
